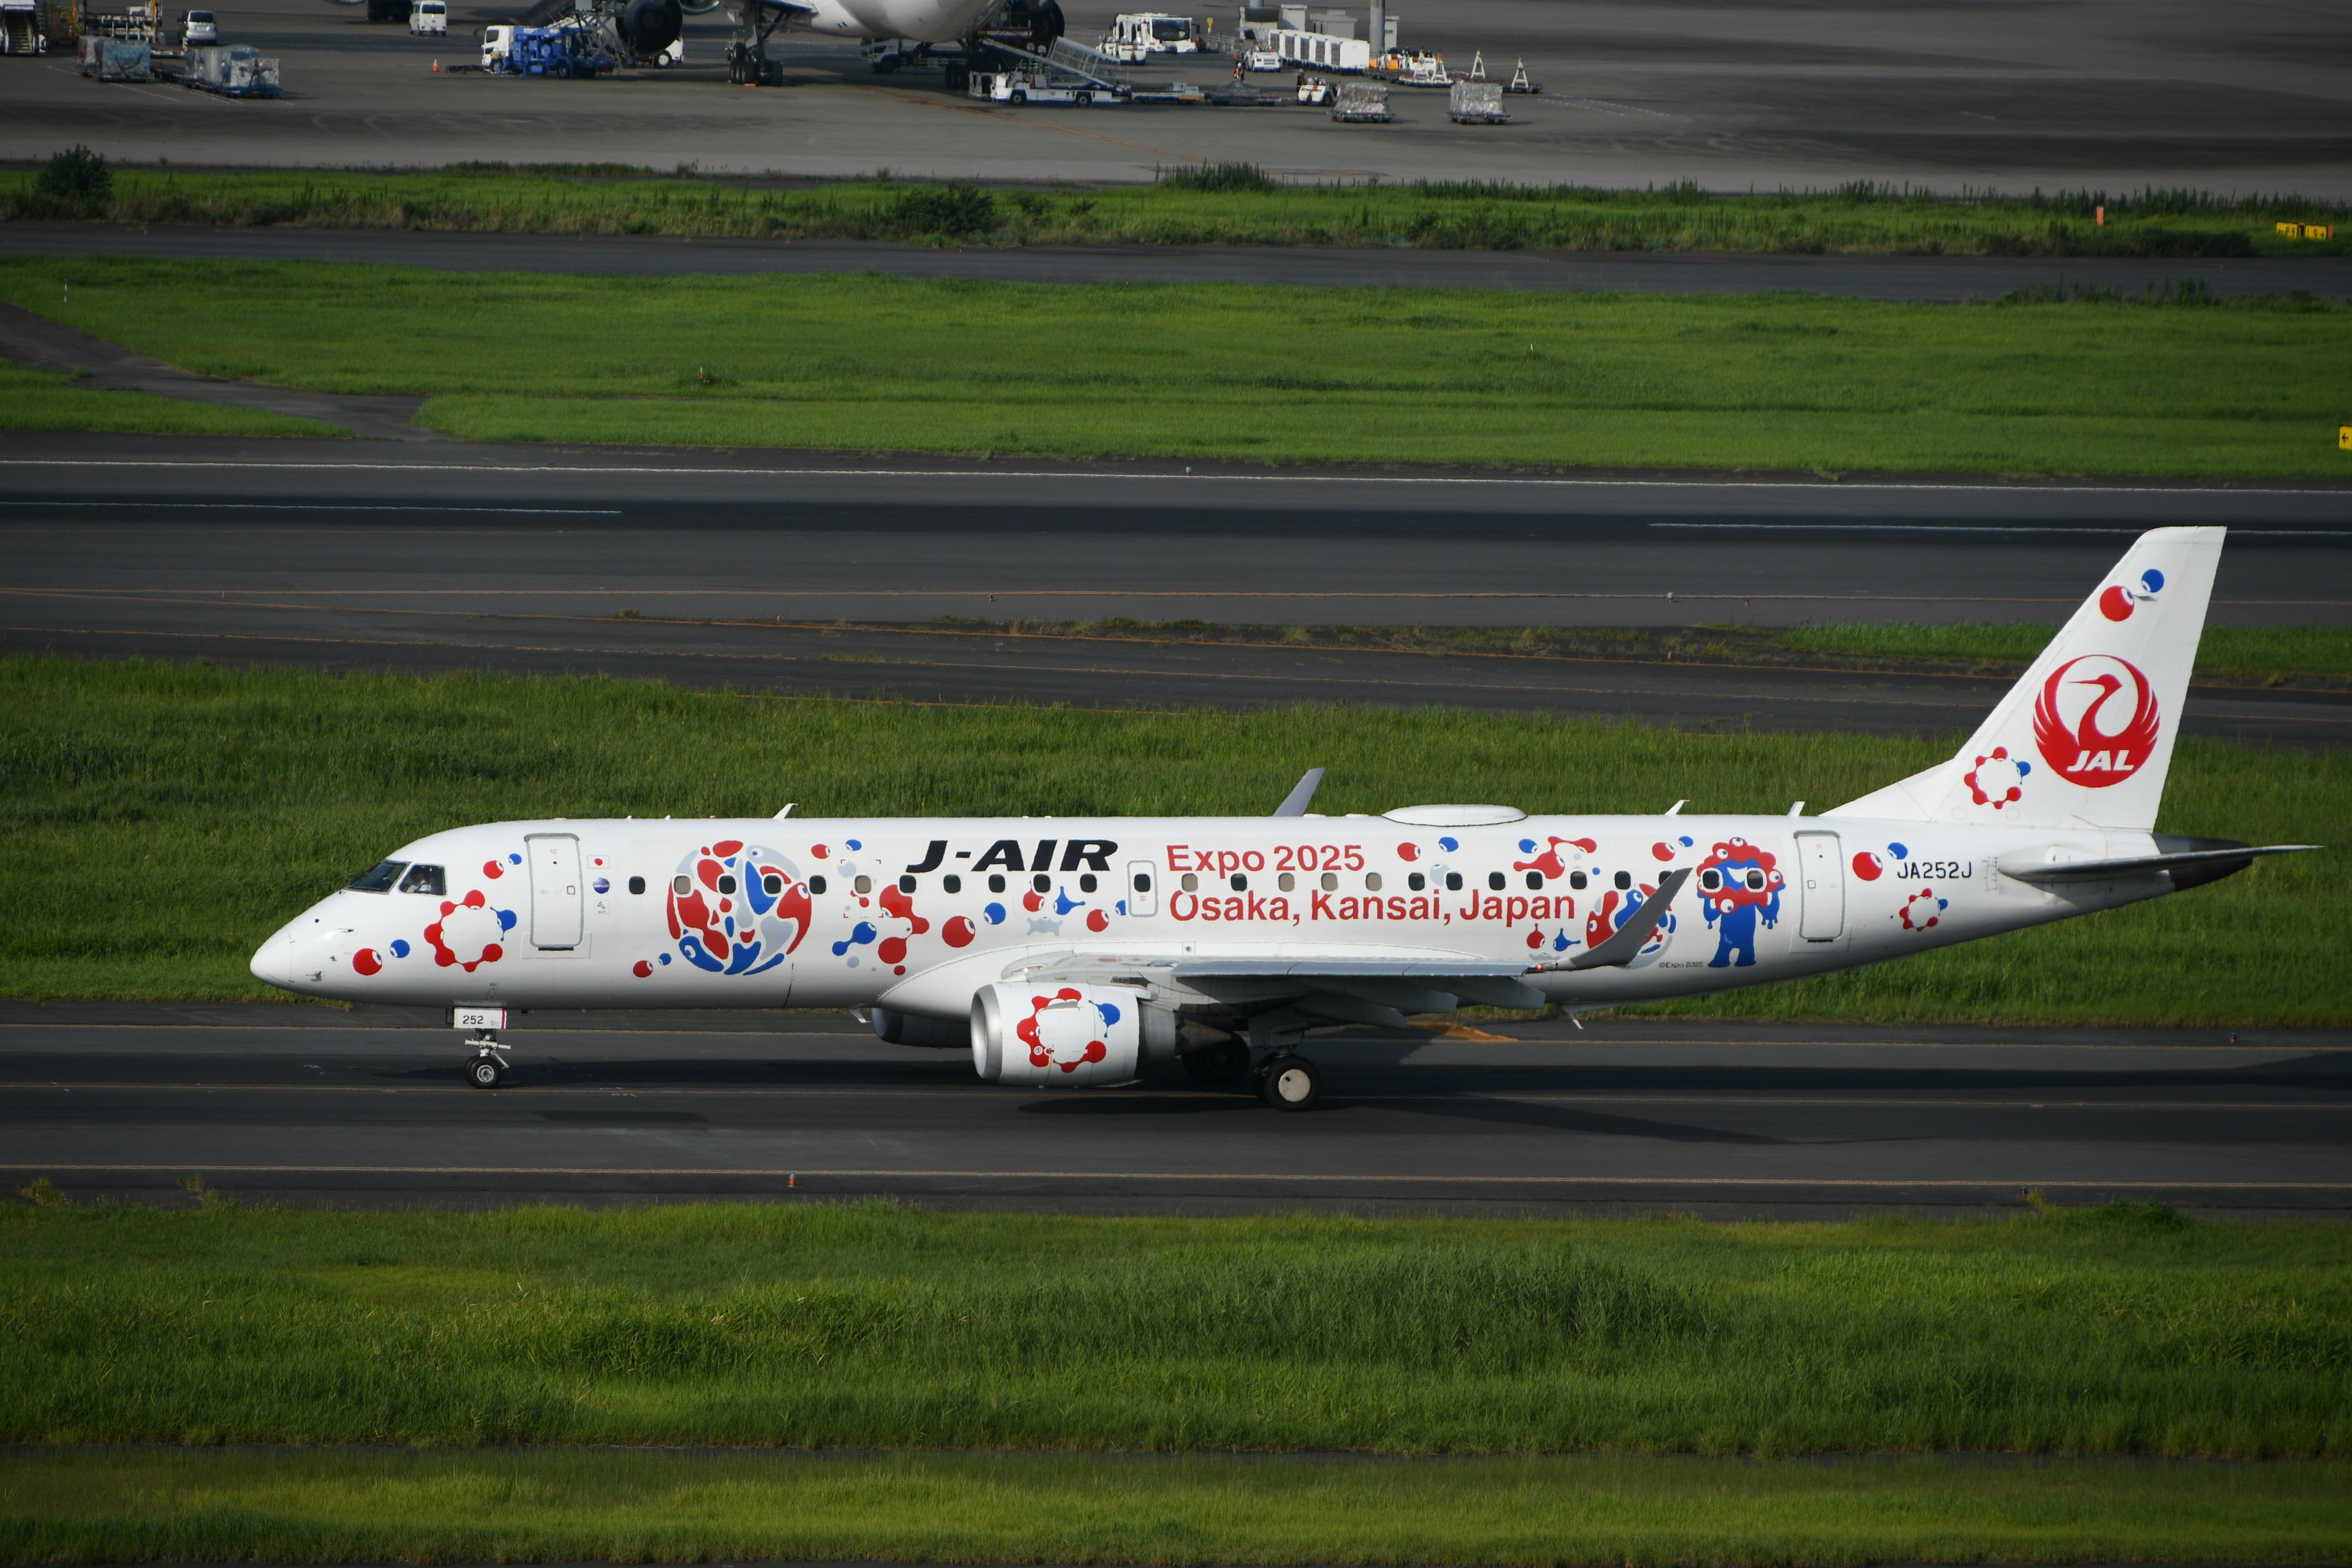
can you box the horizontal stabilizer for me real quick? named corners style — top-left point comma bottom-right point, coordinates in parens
top-left (2003, 842), bottom-right (2316, 885)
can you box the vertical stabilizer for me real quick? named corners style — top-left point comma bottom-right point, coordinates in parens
top-left (1827, 526), bottom-right (2223, 832)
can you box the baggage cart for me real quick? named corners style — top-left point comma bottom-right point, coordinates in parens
top-left (1447, 78), bottom-right (1505, 122)
top-left (1330, 77), bottom-right (1388, 120)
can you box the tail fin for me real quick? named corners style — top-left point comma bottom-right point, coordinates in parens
top-left (1828, 526), bottom-right (2222, 832)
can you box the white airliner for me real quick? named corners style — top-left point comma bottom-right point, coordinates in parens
top-left (251, 527), bottom-right (2311, 1110)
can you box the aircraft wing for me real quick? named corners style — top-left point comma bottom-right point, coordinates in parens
top-left (2002, 842), bottom-right (2316, 885)
top-left (1015, 949), bottom-right (1547, 1022)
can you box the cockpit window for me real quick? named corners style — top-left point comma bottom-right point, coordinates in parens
top-left (347, 859), bottom-right (406, 892)
top-left (398, 864), bottom-right (446, 895)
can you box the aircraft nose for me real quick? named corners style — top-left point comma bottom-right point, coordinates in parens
top-left (249, 930), bottom-right (293, 989)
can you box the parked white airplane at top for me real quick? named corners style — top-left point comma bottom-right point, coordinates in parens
top-left (252, 527), bottom-right (2312, 1110)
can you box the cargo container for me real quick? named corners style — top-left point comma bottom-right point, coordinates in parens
top-left (78, 33), bottom-right (149, 76)
top-left (182, 40), bottom-right (277, 92)
top-left (1330, 77), bottom-right (1388, 119)
top-left (1447, 77), bottom-right (1505, 122)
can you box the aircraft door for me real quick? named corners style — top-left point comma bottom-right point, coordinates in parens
top-left (526, 833), bottom-right (583, 949)
top-left (1126, 860), bottom-right (1158, 916)
top-left (1793, 831), bottom-right (1844, 941)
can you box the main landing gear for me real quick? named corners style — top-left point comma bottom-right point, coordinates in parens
top-left (1257, 1053), bottom-right (1322, 1112)
top-left (466, 1030), bottom-right (509, 1089)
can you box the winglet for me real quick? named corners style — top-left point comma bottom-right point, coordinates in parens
top-left (1544, 866), bottom-right (1691, 971)
top-left (1273, 767), bottom-right (1326, 817)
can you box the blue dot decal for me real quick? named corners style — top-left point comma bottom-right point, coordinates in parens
top-left (389, 939), bottom-right (410, 959)
top-left (1519, 838), bottom-right (1537, 853)
top-left (846, 839), bottom-right (862, 851)
top-left (1888, 842), bottom-right (1909, 859)
top-left (982, 902), bottom-right (1007, 925)
top-left (2141, 568), bottom-right (2165, 594)
top-left (1439, 836), bottom-right (1460, 852)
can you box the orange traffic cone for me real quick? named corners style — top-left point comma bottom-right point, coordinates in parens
top-left (431, 58), bottom-right (440, 70)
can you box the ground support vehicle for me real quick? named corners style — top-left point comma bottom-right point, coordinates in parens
top-left (1504, 55), bottom-right (1539, 92)
top-left (1374, 46), bottom-right (1443, 85)
top-left (485, 22), bottom-right (607, 74)
top-left (78, 32), bottom-right (148, 73)
top-left (183, 38), bottom-right (276, 90)
top-left (408, 0), bottom-right (441, 32)
top-left (1330, 77), bottom-right (1387, 119)
top-left (1268, 24), bottom-right (1363, 71)
top-left (1100, 10), bottom-right (1195, 61)
top-left (1292, 70), bottom-right (1329, 104)
top-left (1, 0), bottom-right (45, 51)
top-left (1447, 77), bottom-right (1504, 122)
top-left (970, 64), bottom-right (1117, 104)
top-left (863, 34), bottom-right (973, 88)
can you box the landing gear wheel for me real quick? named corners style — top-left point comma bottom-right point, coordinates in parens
top-left (467, 1055), bottom-right (505, 1090)
top-left (1259, 1054), bottom-right (1321, 1111)
top-left (1182, 1038), bottom-right (1250, 1085)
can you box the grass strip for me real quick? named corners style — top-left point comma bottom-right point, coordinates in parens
top-left (1777, 622), bottom-right (2352, 682)
top-left (2, 658), bottom-right (2340, 1019)
top-left (6, 1444), bottom-right (2351, 1565)
top-left (4, 1203), bottom-right (2350, 1455)
top-left (7, 164), bottom-right (2350, 257)
top-left (0, 362), bottom-right (344, 438)
top-left (2, 260), bottom-right (2346, 477)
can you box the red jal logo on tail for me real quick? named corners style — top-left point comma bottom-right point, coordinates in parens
top-left (2031, 655), bottom-right (2161, 787)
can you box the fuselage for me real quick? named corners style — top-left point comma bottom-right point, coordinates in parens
top-left (801, 0), bottom-right (998, 40)
top-left (253, 809), bottom-right (2163, 1016)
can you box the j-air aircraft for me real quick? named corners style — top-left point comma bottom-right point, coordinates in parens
top-left (254, 527), bottom-right (2313, 1110)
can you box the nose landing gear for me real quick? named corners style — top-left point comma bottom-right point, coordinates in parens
top-left (466, 1031), bottom-right (508, 1088)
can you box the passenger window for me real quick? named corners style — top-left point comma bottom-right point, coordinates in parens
top-left (1277, 872), bottom-right (1294, 892)
top-left (810, 875), bottom-right (829, 895)
top-left (853, 875), bottom-right (872, 895)
top-left (1525, 872), bottom-right (1542, 890)
top-left (899, 874), bottom-right (916, 894)
top-left (718, 874), bottom-right (738, 894)
top-left (1032, 873), bottom-right (1051, 894)
top-left (1747, 869), bottom-right (1766, 890)
top-left (764, 874), bottom-right (783, 895)
top-left (1487, 871), bottom-right (1505, 891)
top-left (1701, 869), bottom-right (1722, 891)
top-left (1570, 871), bottom-right (1588, 890)
top-left (673, 875), bottom-right (692, 895)
top-left (988, 873), bottom-right (1006, 894)
top-left (347, 859), bottom-right (405, 893)
top-left (398, 864), bottom-right (445, 895)
top-left (1321, 872), bottom-right (1337, 892)
top-left (1231, 873), bottom-right (1248, 891)
top-left (944, 873), bottom-right (962, 894)
top-left (1445, 872), bottom-right (1463, 891)
top-left (628, 876), bottom-right (646, 895)
top-left (1181, 873), bottom-right (1199, 892)
top-left (1407, 872), bottom-right (1425, 892)
top-left (1080, 873), bottom-right (1098, 893)
top-left (1614, 870), bottom-right (1632, 891)
top-left (1133, 872), bottom-right (1152, 892)
top-left (1364, 872), bottom-right (1382, 891)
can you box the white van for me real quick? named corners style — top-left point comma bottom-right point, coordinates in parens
top-left (409, 0), bottom-right (445, 35)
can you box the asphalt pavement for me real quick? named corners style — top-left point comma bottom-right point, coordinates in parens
top-left (12, 224), bottom-right (2349, 301)
top-left (5, 432), bottom-right (2346, 743)
top-left (6, 1003), bottom-right (2345, 1216)
top-left (6, 0), bottom-right (2349, 194)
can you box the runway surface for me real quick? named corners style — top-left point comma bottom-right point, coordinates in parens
top-left (6, 1003), bottom-right (2346, 1216)
top-left (6, 433), bottom-right (2347, 744)
top-left (11, 225), bottom-right (2349, 303)
top-left (4, 0), bottom-right (2348, 193)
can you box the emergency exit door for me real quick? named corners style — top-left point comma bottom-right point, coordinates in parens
top-left (1793, 831), bottom-right (1844, 941)
top-left (526, 833), bottom-right (582, 949)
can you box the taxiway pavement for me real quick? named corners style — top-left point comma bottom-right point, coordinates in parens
top-left (6, 434), bottom-right (2346, 744)
top-left (5, 1004), bottom-right (2345, 1216)
top-left (9, 225), bottom-right (2348, 303)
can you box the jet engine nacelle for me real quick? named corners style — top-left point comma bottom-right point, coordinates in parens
top-left (616, 0), bottom-right (681, 55)
top-left (971, 981), bottom-right (1175, 1086)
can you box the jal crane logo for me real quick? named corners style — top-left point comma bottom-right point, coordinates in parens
top-left (2031, 654), bottom-right (2161, 788)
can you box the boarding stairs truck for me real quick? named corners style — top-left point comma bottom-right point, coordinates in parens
top-left (977, 33), bottom-right (1128, 96)
top-left (1, 0), bottom-right (45, 54)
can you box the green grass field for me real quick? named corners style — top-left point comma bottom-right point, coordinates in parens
top-left (0, 362), bottom-right (342, 439)
top-left (1, 258), bottom-right (2346, 475)
top-left (8, 164), bottom-right (2348, 257)
top-left (4, 1202), bottom-right (2348, 1455)
top-left (7, 1443), bottom-right (2350, 1565)
top-left (1777, 622), bottom-right (2352, 680)
top-left (1, 658), bottom-right (2340, 1020)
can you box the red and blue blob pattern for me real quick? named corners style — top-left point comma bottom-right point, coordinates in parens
top-left (1018, 986), bottom-right (1121, 1073)
top-left (669, 840), bottom-right (809, 976)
